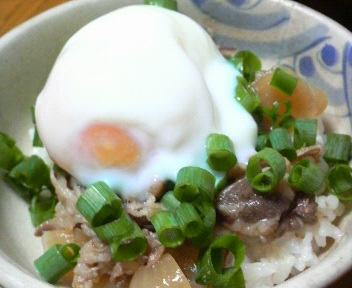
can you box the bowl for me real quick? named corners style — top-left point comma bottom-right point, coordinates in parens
top-left (0, 0), bottom-right (351, 287)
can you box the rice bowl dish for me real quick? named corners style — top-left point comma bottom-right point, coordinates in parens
top-left (0, 0), bottom-right (351, 288)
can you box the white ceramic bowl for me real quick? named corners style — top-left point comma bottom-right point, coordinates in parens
top-left (0, 0), bottom-right (351, 287)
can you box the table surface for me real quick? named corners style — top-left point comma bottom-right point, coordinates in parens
top-left (0, 0), bottom-right (351, 287)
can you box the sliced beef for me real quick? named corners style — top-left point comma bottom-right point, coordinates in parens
top-left (291, 194), bottom-right (318, 224)
top-left (216, 177), bottom-right (318, 239)
top-left (125, 194), bottom-right (163, 229)
top-left (216, 178), bottom-right (293, 237)
top-left (277, 194), bottom-right (317, 236)
top-left (216, 177), bottom-right (294, 223)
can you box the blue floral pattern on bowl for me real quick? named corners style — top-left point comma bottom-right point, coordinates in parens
top-left (190, 0), bottom-right (352, 131)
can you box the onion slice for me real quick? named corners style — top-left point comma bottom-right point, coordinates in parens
top-left (129, 253), bottom-right (191, 288)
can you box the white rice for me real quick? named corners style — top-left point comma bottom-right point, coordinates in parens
top-left (30, 130), bottom-right (346, 287)
top-left (241, 195), bottom-right (344, 287)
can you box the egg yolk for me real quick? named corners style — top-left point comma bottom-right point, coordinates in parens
top-left (80, 124), bottom-right (141, 167)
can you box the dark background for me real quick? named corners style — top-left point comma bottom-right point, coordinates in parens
top-left (295, 1), bottom-right (351, 287)
top-left (295, 0), bottom-right (352, 32)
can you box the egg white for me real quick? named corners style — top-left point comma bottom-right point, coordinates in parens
top-left (35, 5), bottom-right (257, 200)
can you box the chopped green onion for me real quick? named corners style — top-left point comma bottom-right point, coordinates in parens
top-left (323, 133), bottom-right (351, 165)
top-left (174, 166), bottom-right (215, 203)
top-left (228, 50), bottom-right (262, 83)
top-left (206, 134), bottom-right (237, 171)
top-left (261, 101), bottom-right (293, 129)
top-left (93, 211), bottom-right (134, 242)
top-left (222, 267), bottom-right (245, 288)
top-left (109, 222), bottom-right (147, 262)
top-left (252, 107), bottom-right (265, 128)
top-left (288, 159), bottom-right (326, 194)
top-left (29, 191), bottom-right (57, 227)
top-left (269, 128), bottom-right (297, 161)
top-left (190, 202), bottom-right (216, 247)
top-left (256, 134), bottom-right (269, 151)
top-left (31, 106), bottom-right (43, 147)
top-left (34, 243), bottom-right (80, 284)
top-left (76, 181), bottom-right (146, 262)
top-left (246, 147), bottom-right (286, 193)
top-left (195, 234), bottom-right (245, 287)
top-left (293, 119), bottom-right (317, 149)
top-left (150, 210), bottom-right (184, 248)
top-left (160, 190), bottom-right (181, 210)
top-left (280, 115), bottom-right (296, 129)
top-left (0, 132), bottom-right (24, 171)
top-left (164, 179), bottom-right (175, 191)
top-left (144, 0), bottom-right (177, 10)
top-left (276, 102), bottom-right (293, 123)
top-left (235, 76), bottom-right (261, 113)
top-left (76, 181), bottom-right (122, 227)
top-left (0, 132), bottom-right (55, 226)
top-left (5, 154), bottom-right (53, 203)
top-left (326, 164), bottom-right (352, 201)
top-left (270, 67), bottom-right (298, 96)
top-left (228, 55), bottom-right (243, 71)
top-left (4, 174), bottom-right (33, 201)
top-left (215, 175), bottom-right (228, 196)
top-left (175, 203), bottom-right (204, 238)
top-left (7, 155), bottom-right (52, 194)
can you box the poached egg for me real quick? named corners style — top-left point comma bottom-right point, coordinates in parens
top-left (35, 5), bottom-right (257, 200)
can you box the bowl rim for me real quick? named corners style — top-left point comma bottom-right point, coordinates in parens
top-left (0, 0), bottom-right (351, 288)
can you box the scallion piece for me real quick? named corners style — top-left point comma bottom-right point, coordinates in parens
top-left (31, 106), bottom-right (43, 147)
top-left (144, 0), bottom-right (178, 10)
top-left (269, 128), bottom-right (297, 161)
top-left (224, 267), bottom-right (246, 288)
top-left (293, 119), bottom-right (317, 149)
top-left (195, 234), bottom-right (245, 287)
top-left (228, 50), bottom-right (262, 83)
top-left (34, 243), bottom-right (80, 284)
top-left (76, 181), bottom-right (122, 227)
top-left (7, 155), bottom-right (52, 193)
top-left (160, 190), bottom-right (181, 210)
top-left (326, 164), bottom-right (352, 201)
top-left (175, 203), bottom-right (204, 238)
top-left (109, 222), bottom-right (148, 262)
top-left (4, 174), bottom-right (33, 201)
top-left (288, 159), bottom-right (326, 194)
top-left (206, 134), bottom-right (237, 171)
top-left (246, 148), bottom-right (286, 193)
top-left (190, 202), bottom-right (216, 247)
top-left (150, 210), bottom-right (185, 248)
top-left (261, 101), bottom-right (293, 129)
top-left (270, 67), bottom-right (298, 96)
top-left (0, 132), bottom-right (24, 171)
top-left (228, 55), bottom-right (243, 72)
top-left (256, 134), bottom-right (269, 151)
top-left (323, 133), bottom-right (351, 164)
top-left (212, 267), bottom-right (245, 288)
top-left (93, 211), bottom-right (134, 242)
top-left (215, 175), bottom-right (228, 196)
top-left (235, 76), bottom-right (261, 113)
top-left (280, 115), bottom-right (295, 130)
top-left (164, 179), bottom-right (175, 191)
top-left (174, 166), bottom-right (215, 203)
top-left (29, 191), bottom-right (57, 227)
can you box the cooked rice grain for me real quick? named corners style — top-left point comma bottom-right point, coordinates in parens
top-left (242, 195), bottom-right (344, 287)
